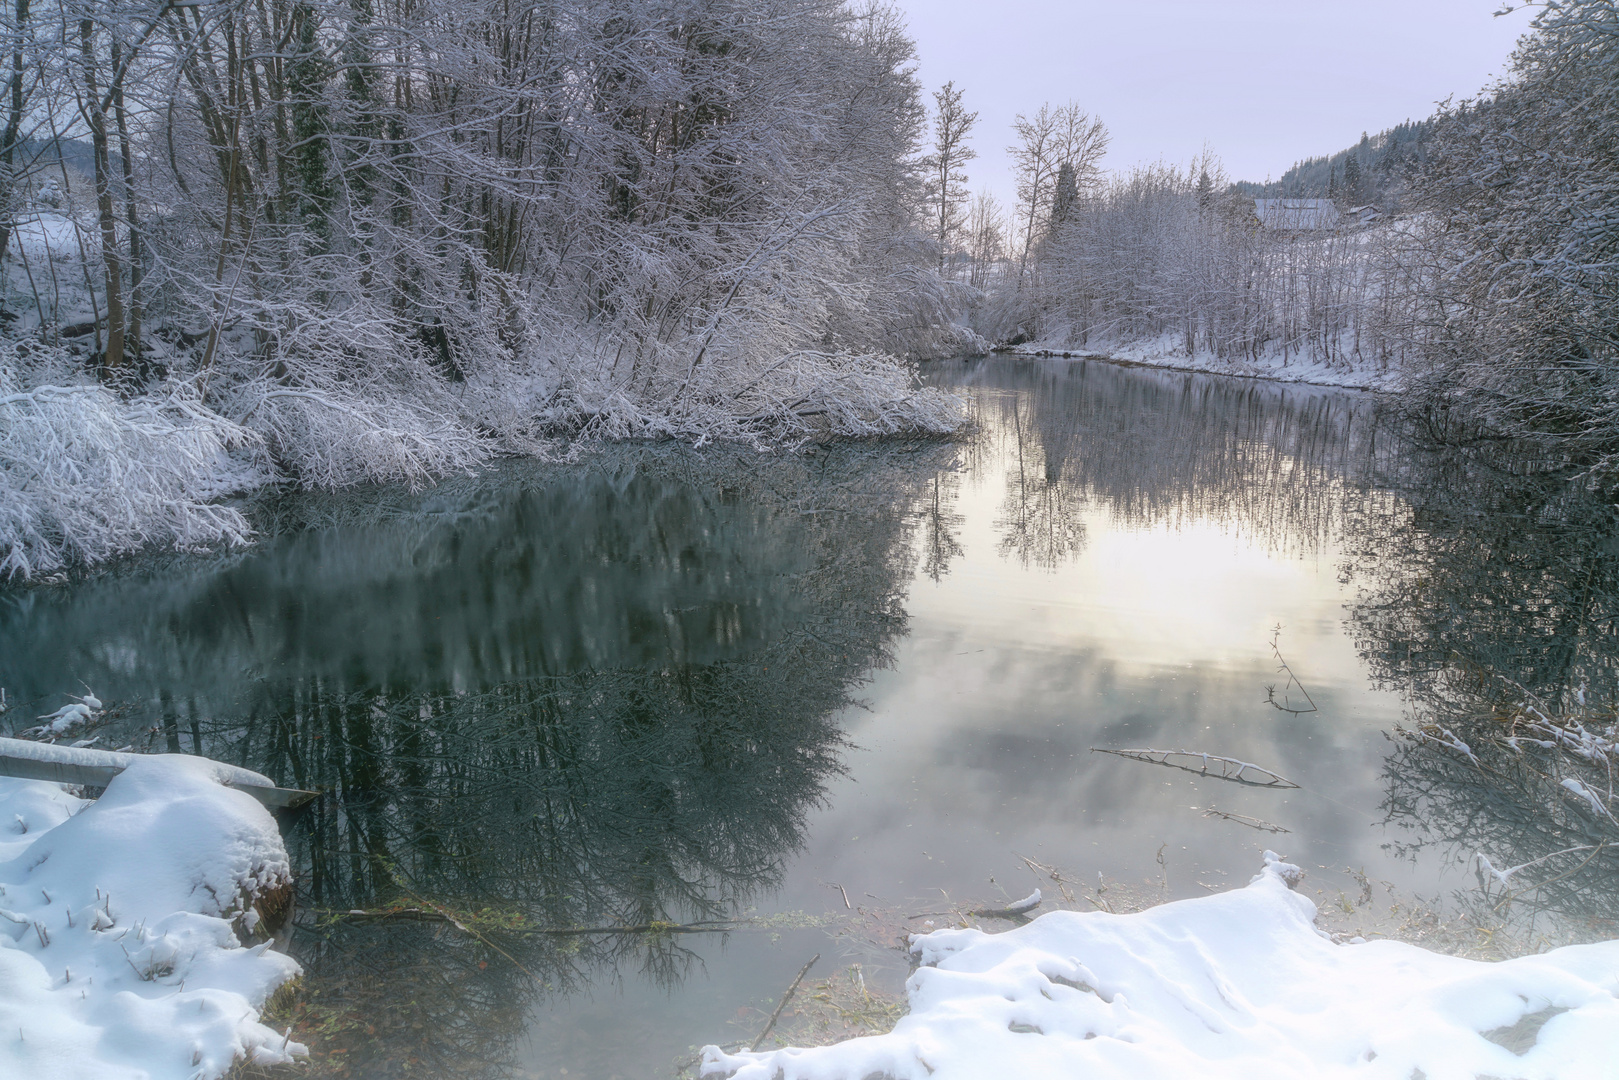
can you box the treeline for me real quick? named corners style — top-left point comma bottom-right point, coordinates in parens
top-left (0, 0), bottom-right (970, 578)
top-left (1234, 119), bottom-right (1436, 211)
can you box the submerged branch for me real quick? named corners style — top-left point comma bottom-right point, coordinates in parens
top-left (1090, 747), bottom-right (1300, 788)
top-left (1265, 625), bottom-right (1319, 716)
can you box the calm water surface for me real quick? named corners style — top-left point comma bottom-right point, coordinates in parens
top-left (3, 357), bottom-right (1614, 1079)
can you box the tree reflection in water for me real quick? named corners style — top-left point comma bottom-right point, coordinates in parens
top-left (934, 357), bottom-right (1382, 570)
top-left (942, 357), bottom-right (1619, 933)
top-left (1345, 448), bottom-right (1619, 933)
top-left (0, 440), bottom-right (956, 1078)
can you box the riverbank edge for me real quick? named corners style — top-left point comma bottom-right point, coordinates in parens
top-left (993, 339), bottom-right (1400, 394)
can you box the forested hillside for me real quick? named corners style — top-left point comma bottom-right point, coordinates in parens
top-left (1233, 120), bottom-right (1435, 210)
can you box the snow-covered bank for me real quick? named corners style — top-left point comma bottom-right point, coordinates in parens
top-left (1004, 333), bottom-right (1402, 392)
top-left (0, 339), bottom-right (966, 581)
top-left (700, 853), bottom-right (1619, 1080)
top-left (0, 755), bottom-right (306, 1079)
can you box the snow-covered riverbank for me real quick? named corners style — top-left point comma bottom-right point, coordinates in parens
top-left (1004, 333), bottom-right (1403, 392)
top-left (701, 853), bottom-right (1619, 1080)
top-left (0, 753), bottom-right (306, 1079)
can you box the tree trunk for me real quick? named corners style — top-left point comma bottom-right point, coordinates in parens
top-left (0, 0), bottom-right (26, 265)
top-left (112, 39), bottom-right (141, 365)
top-left (81, 17), bottom-right (124, 373)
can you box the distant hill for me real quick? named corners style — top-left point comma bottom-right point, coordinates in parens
top-left (1234, 119), bottom-right (1435, 211)
top-left (9, 137), bottom-right (109, 178)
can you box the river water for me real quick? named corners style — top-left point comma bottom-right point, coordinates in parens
top-left (2, 356), bottom-right (1615, 1078)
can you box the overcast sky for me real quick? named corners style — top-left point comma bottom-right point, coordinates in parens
top-left (899, 0), bottom-right (1534, 202)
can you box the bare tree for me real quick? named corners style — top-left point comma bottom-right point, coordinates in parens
top-left (921, 80), bottom-right (976, 275)
top-left (965, 189), bottom-right (1005, 292)
top-left (1404, 0), bottom-right (1619, 475)
top-left (1009, 101), bottom-right (1107, 287)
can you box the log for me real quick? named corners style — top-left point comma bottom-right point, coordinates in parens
top-left (0, 738), bottom-right (316, 809)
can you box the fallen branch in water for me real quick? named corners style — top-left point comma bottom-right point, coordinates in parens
top-left (752, 953), bottom-right (820, 1051)
top-left (1090, 748), bottom-right (1300, 788)
top-left (1195, 806), bottom-right (1290, 833)
top-left (966, 889), bottom-right (1043, 921)
top-left (1264, 625), bottom-right (1319, 716)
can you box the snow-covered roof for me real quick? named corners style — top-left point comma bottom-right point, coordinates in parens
top-left (1253, 198), bottom-right (1341, 231)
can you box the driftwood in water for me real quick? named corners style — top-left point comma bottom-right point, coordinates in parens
top-left (751, 953), bottom-right (820, 1051)
top-left (1090, 747), bottom-right (1300, 788)
top-left (967, 889), bottom-right (1043, 921)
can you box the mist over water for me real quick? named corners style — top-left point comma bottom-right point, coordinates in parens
top-left (3, 357), bottom-right (1615, 1078)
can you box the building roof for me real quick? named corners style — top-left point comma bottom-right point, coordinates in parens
top-left (1253, 198), bottom-right (1341, 231)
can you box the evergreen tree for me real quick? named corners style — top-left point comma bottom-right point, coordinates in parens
top-left (1343, 154), bottom-right (1362, 204)
top-left (1049, 162), bottom-right (1079, 235)
top-left (1195, 168), bottom-right (1215, 213)
top-left (287, 2), bottom-right (333, 246)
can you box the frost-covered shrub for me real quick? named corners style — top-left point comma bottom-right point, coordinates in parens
top-left (0, 350), bottom-right (258, 579)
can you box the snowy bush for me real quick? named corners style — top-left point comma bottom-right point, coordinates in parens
top-left (0, 354), bottom-right (259, 579)
top-left (0, 754), bottom-right (305, 1079)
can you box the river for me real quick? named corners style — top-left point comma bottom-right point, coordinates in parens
top-left (2, 356), bottom-right (1615, 1079)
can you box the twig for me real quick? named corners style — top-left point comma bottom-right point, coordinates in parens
top-left (1196, 805), bottom-right (1291, 833)
top-left (1090, 747), bottom-right (1299, 788)
top-left (1491, 841), bottom-right (1610, 914)
top-left (750, 953), bottom-right (819, 1051)
top-left (1265, 625), bottom-right (1319, 715)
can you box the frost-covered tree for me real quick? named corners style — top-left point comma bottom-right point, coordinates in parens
top-left (0, 0), bottom-right (969, 577)
top-left (1008, 101), bottom-right (1107, 286)
top-left (1405, 0), bottom-right (1619, 477)
top-left (921, 80), bottom-right (976, 274)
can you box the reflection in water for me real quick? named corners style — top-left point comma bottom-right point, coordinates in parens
top-left (1344, 452), bottom-right (1619, 928)
top-left (4, 357), bottom-right (1619, 1076)
top-left (0, 441), bottom-right (954, 1077)
top-left (938, 358), bottom-right (1619, 930)
top-left (934, 359), bottom-right (1384, 569)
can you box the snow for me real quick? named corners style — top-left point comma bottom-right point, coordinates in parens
top-left (1007, 333), bottom-right (1404, 392)
top-left (1559, 777), bottom-right (1616, 823)
top-left (10, 212), bottom-right (86, 263)
top-left (700, 852), bottom-right (1619, 1080)
top-left (0, 736), bottom-right (280, 793)
top-left (0, 755), bottom-right (306, 1080)
top-left (27, 703), bottom-right (93, 738)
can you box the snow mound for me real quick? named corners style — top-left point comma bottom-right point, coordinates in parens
top-left (0, 755), bottom-right (306, 1080)
top-left (701, 852), bottom-right (1619, 1080)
